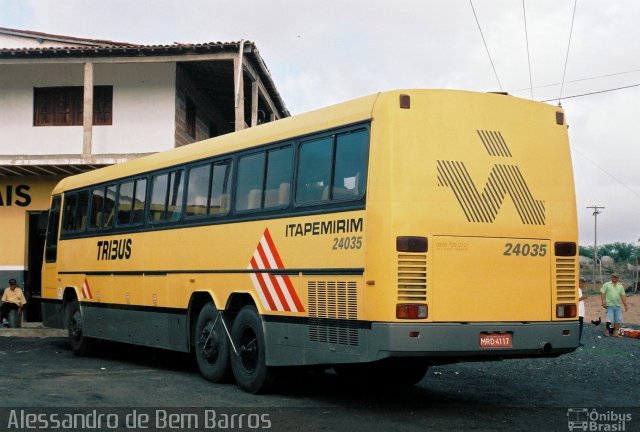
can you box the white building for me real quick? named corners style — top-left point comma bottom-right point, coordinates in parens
top-left (0, 27), bottom-right (289, 321)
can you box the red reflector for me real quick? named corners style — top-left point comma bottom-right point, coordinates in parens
top-left (556, 304), bottom-right (577, 318)
top-left (396, 304), bottom-right (427, 319)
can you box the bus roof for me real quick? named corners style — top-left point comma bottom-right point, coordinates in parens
top-left (51, 89), bottom-right (556, 194)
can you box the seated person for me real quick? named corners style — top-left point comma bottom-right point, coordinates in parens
top-left (1, 279), bottom-right (27, 327)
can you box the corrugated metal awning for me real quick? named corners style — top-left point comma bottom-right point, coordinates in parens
top-left (0, 154), bottom-right (153, 178)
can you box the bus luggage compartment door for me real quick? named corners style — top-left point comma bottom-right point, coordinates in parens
top-left (431, 236), bottom-right (551, 322)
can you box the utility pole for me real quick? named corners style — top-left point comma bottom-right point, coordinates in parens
top-left (587, 206), bottom-right (605, 286)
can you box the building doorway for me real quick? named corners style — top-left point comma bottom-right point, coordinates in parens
top-left (25, 210), bottom-right (48, 322)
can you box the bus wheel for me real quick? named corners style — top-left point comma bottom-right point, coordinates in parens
top-left (230, 306), bottom-right (277, 393)
top-left (67, 299), bottom-right (92, 356)
top-left (195, 303), bottom-right (231, 382)
top-left (387, 359), bottom-right (429, 385)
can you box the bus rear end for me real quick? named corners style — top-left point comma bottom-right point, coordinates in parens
top-left (364, 90), bottom-right (578, 362)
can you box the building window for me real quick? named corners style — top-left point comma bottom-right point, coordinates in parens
top-left (33, 86), bottom-right (113, 126)
top-left (186, 98), bottom-right (196, 138)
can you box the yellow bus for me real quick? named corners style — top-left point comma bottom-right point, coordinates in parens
top-left (41, 89), bottom-right (579, 393)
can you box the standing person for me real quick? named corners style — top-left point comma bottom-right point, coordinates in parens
top-left (578, 277), bottom-right (587, 345)
top-left (600, 273), bottom-right (629, 337)
top-left (1, 279), bottom-right (27, 327)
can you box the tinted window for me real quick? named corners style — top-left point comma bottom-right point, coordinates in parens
top-left (235, 153), bottom-right (265, 211)
top-left (103, 185), bottom-right (116, 228)
top-left (332, 129), bottom-right (368, 200)
top-left (167, 171), bottom-right (184, 221)
top-left (90, 188), bottom-right (105, 228)
top-left (132, 179), bottom-right (147, 224)
top-left (149, 173), bottom-right (168, 222)
top-left (186, 164), bottom-right (211, 218)
top-left (149, 170), bottom-right (184, 222)
top-left (62, 193), bottom-right (77, 232)
top-left (75, 190), bottom-right (89, 231)
top-left (264, 147), bottom-right (292, 208)
top-left (117, 181), bottom-right (134, 225)
top-left (210, 161), bottom-right (231, 215)
top-left (296, 137), bottom-right (332, 204)
top-left (45, 196), bottom-right (61, 262)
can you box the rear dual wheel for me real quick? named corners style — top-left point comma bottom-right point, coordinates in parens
top-left (230, 306), bottom-right (278, 393)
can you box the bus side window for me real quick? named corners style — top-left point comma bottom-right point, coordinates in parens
top-left (61, 193), bottom-right (77, 232)
top-left (296, 136), bottom-right (332, 204)
top-left (149, 170), bottom-right (184, 222)
top-left (264, 147), bottom-right (292, 208)
top-left (75, 190), bottom-right (89, 231)
top-left (209, 161), bottom-right (230, 215)
top-left (102, 184), bottom-right (116, 228)
top-left (166, 170), bottom-right (184, 221)
top-left (131, 178), bottom-right (147, 224)
top-left (235, 153), bottom-right (265, 212)
top-left (149, 173), bottom-right (169, 222)
top-left (186, 164), bottom-right (211, 218)
top-left (90, 187), bottom-right (105, 229)
top-left (45, 195), bottom-right (61, 263)
top-left (332, 129), bottom-right (368, 200)
top-left (117, 181), bottom-right (134, 225)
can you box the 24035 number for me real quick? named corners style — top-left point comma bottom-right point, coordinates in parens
top-left (503, 242), bottom-right (547, 257)
top-left (333, 236), bottom-right (363, 250)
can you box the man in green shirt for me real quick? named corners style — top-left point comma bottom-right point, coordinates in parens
top-left (600, 273), bottom-right (629, 337)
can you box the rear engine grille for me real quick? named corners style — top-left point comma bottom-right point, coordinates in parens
top-left (308, 281), bottom-right (358, 346)
top-left (556, 257), bottom-right (576, 301)
top-left (397, 254), bottom-right (427, 301)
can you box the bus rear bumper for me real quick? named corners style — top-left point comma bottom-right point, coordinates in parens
top-left (368, 321), bottom-right (579, 361)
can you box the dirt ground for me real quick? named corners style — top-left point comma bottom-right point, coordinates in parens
top-left (583, 290), bottom-right (639, 325)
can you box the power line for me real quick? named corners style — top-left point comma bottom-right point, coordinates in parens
top-left (511, 68), bottom-right (640, 93)
top-left (523, 0), bottom-right (534, 99)
top-left (469, 0), bottom-right (503, 91)
top-left (558, 0), bottom-right (578, 102)
top-left (542, 82), bottom-right (640, 102)
top-left (570, 145), bottom-right (640, 199)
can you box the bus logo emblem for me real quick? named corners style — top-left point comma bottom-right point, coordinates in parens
top-left (247, 228), bottom-right (305, 313)
top-left (437, 130), bottom-right (545, 225)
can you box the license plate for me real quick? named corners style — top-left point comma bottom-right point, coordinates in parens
top-left (479, 332), bottom-right (512, 348)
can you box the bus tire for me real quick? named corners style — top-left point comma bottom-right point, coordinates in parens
top-left (194, 303), bottom-right (231, 382)
top-left (67, 299), bottom-right (93, 356)
top-left (387, 358), bottom-right (429, 385)
top-left (230, 306), bottom-right (277, 394)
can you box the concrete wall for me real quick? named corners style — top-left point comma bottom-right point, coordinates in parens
top-left (0, 62), bottom-right (176, 155)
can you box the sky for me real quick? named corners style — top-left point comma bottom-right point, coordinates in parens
top-left (2, 0), bottom-right (640, 246)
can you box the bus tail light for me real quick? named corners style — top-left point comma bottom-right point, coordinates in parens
top-left (396, 304), bottom-right (427, 319)
top-left (396, 236), bottom-right (428, 252)
top-left (556, 304), bottom-right (576, 318)
top-left (554, 242), bottom-right (576, 256)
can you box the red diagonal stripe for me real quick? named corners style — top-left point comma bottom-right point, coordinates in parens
top-left (256, 241), bottom-right (273, 270)
top-left (257, 241), bottom-right (290, 311)
top-left (263, 228), bottom-right (284, 269)
top-left (262, 229), bottom-right (304, 312)
top-left (268, 273), bottom-right (291, 312)
top-left (83, 278), bottom-right (93, 299)
top-left (250, 257), bottom-right (276, 310)
top-left (281, 274), bottom-right (304, 312)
